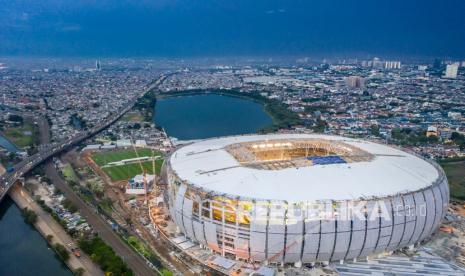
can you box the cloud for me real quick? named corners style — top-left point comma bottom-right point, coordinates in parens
top-left (19, 12), bottom-right (29, 21)
top-left (266, 9), bottom-right (286, 15)
top-left (58, 23), bottom-right (82, 32)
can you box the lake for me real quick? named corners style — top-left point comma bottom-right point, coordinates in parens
top-left (154, 93), bottom-right (273, 140)
top-left (0, 92), bottom-right (272, 275)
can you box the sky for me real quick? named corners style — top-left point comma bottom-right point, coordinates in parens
top-left (1, 0), bottom-right (465, 58)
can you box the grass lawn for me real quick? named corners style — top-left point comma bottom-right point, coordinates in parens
top-left (62, 163), bottom-right (79, 183)
top-left (441, 161), bottom-right (465, 200)
top-left (121, 111), bottom-right (144, 122)
top-left (3, 122), bottom-right (38, 148)
top-left (102, 160), bottom-right (163, 181)
top-left (91, 148), bottom-right (160, 166)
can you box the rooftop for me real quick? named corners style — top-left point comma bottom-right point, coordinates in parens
top-left (169, 134), bottom-right (441, 202)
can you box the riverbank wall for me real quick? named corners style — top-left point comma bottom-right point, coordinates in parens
top-left (8, 184), bottom-right (103, 276)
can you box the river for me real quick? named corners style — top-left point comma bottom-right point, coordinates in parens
top-left (0, 93), bottom-right (271, 275)
top-left (0, 133), bottom-right (19, 153)
top-left (0, 197), bottom-right (72, 275)
top-left (154, 93), bottom-right (272, 140)
top-left (0, 132), bottom-right (70, 275)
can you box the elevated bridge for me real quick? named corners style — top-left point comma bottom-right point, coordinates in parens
top-left (0, 74), bottom-right (167, 202)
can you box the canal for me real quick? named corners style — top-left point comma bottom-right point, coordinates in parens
top-left (0, 92), bottom-right (271, 275)
top-left (0, 197), bottom-right (72, 275)
top-left (0, 133), bottom-right (70, 275)
top-left (0, 133), bottom-right (19, 153)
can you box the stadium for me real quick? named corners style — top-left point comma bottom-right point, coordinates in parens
top-left (165, 134), bottom-right (449, 266)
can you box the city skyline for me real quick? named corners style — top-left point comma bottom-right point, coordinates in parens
top-left (1, 1), bottom-right (464, 275)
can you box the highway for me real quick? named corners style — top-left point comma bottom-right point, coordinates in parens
top-left (0, 75), bottom-right (167, 275)
top-left (0, 74), bottom-right (166, 202)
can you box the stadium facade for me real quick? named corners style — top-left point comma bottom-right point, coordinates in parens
top-left (165, 134), bottom-right (449, 265)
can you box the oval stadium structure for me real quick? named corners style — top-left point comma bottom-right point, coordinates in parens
top-left (165, 134), bottom-right (449, 266)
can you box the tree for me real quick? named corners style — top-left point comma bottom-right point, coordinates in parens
top-left (46, 234), bottom-right (54, 242)
top-left (54, 243), bottom-right (70, 262)
top-left (78, 237), bottom-right (133, 276)
top-left (370, 124), bottom-right (380, 136)
top-left (74, 268), bottom-right (85, 276)
top-left (21, 208), bottom-right (37, 225)
top-left (8, 114), bottom-right (24, 124)
top-left (313, 118), bottom-right (327, 133)
top-left (63, 198), bottom-right (78, 213)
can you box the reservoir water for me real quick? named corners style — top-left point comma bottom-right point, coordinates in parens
top-left (154, 93), bottom-right (272, 140)
top-left (0, 93), bottom-right (271, 275)
top-left (0, 197), bottom-right (72, 276)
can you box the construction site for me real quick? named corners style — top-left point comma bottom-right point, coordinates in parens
top-left (63, 134), bottom-right (465, 275)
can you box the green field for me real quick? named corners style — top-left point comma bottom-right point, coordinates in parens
top-left (3, 122), bottom-right (38, 148)
top-left (121, 111), bottom-right (144, 123)
top-left (91, 148), bottom-right (160, 166)
top-left (62, 164), bottom-right (79, 183)
top-left (91, 148), bottom-right (164, 181)
top-left (441, 161), bottom-right (465, 200)
top-left (102, 160), bottom-right (163, 181)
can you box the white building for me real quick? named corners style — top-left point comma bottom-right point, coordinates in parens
top-left (384, 61), bottom-right (401, 69)
top-left (418, 65), bottom-right (428, 71)
top-left (165, 134), bottom-right (449, 266)
top-left (444, 63), bottom-right (459, 79)
top-left (126, 174), bottom-right (155, 195)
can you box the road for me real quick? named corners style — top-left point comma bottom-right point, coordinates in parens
top-left (44, 163), bottom-right (156, 276)
top-left (39, 113), bottom-right (156, 275)
top-left (0, 74), bottom-right (167, 201)
top-left (38, 114), bottom-right (156, 275)
top-left (9, 184), bottom-right (103, 276)
top-left (0, 74), bottom-right (168, 275)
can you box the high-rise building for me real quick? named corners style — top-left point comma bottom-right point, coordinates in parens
top-left (384, 61), bottom-right (401, 69)
top-left (372, 57), bottom-right (383, 68)
top-left (346, 76), bottom-right (365, 88)
top-left (95, 60), bottom-right (101, 71)
top-left (444, 63), bottom-right (459, 79)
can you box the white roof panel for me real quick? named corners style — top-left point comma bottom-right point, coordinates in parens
top-left (169, 134), bottom-right (440, 202)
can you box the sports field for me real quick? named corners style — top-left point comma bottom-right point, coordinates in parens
top-left (91, 148), bottom-right (164, 181)
top-left (91, 148), bottom-right (160, 166)
top-left (102, 160), bottom-right (163, 181)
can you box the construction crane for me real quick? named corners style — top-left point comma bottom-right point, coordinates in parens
top-left (129, 139), bottom-right (160, 204)
top-left (130, 139), bottom-right (148, 203)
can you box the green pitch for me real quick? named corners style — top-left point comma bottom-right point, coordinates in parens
top-left (102, 160), bottom-right (163, 181)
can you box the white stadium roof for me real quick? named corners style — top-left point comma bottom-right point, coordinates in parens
top-left (169, 134), bottom-right (440, 202)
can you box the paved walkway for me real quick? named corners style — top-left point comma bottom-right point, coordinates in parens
top-left (9, 184), bottom-right (103, 276)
